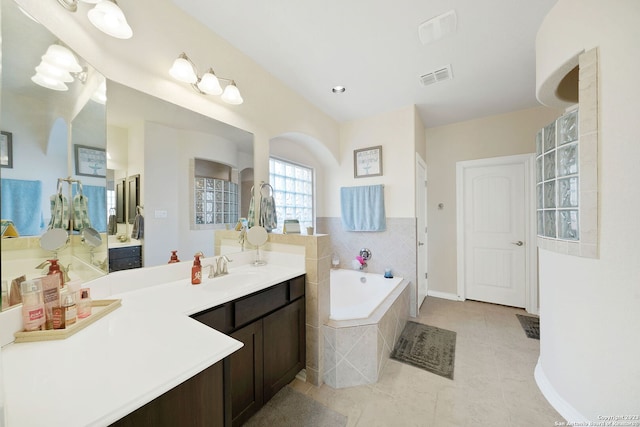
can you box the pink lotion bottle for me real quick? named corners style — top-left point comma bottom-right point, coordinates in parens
top-left (77, 288), bottom-right (92, 319)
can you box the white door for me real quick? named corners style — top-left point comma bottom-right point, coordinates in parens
top-left (457, 155), bottom-right (530, 308)
top-left (416, 156), bottom-right (428, 310)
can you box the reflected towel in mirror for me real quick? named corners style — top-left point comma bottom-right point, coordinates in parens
top-left (0, 179), bottom-right (45, 236)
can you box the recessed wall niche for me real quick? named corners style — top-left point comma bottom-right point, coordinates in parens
top-left (536, 48), bottom-right (599, 258)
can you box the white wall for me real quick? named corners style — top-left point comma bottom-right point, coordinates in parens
top-left (535, 0), bottom-right (640, 419)
top-left (425, 106), bottom-right (562, 297)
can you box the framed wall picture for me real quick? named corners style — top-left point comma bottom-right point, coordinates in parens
top-left (1, 131), bottom-right (13, 168)
top-left (354, 145), bottom-right (383, 178)
top-left (74, 144), bottom-right (106, 177)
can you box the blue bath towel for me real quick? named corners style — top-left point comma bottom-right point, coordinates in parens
top-left (340, 184), bottom-right (386, 231)
top-left (1, 179), bottom-right (45, 236)
top-left (72, 184), bottom-right (107, 233)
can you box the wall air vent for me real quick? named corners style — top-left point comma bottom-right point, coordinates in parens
top-left (419, 65), bottom-right (453, 87)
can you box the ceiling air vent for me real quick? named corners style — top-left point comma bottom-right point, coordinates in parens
top-left (418, 10), bottom-right (457, 45)
top-left (419, 65), bottom-right (453, 87)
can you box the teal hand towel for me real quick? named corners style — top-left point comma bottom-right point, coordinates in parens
top-left (1, 179), bottom-right (45, 236)
top-left (340, 184), bottom-right (386, 231)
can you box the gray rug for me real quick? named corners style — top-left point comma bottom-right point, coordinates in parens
top-left (390, 321), bottom-right (456, 380)
top-left (516, 314), bottom-right (540, 340)
top-left (244, 386), bottom-right (347, 427)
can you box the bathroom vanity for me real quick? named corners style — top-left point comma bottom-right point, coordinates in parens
top-left (192, 275), bottom-right (305, 426)
top-left (1, 255), bottom-right (305, 426)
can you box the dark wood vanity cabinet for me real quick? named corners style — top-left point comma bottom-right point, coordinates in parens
top-left (193, 274), bottom-right (306, 427)
top-left (110, 360), bottom-right (227, 427)
top-left (108, 245), bottom-right (142, 272)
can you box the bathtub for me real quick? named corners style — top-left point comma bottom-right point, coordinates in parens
top-left (330, 269), bottom-right (404, 321)
top-left (323, 269), bottom-right (410, 389)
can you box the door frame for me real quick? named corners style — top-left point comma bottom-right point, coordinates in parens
top-left (415, 154), bottom-right (428, 312)
top-left (455, 153), bottom-right (538, 314)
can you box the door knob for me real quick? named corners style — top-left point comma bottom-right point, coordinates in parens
top-left (512, 241), bottom-right (524, 246)
top-left (418, 241), bottom-right (425, 246)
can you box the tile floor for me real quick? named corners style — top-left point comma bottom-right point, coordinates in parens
top-left (287, 297), bottom-right (565, 427)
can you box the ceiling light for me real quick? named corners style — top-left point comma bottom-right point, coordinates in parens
top-left (170, 52), bottom-right (243, 105)
top-left (31, 73), bottom-right (69, 91)
top-left (197, 69), bottom-right (223, 95)
top-left (169, 53), bottom-right (198, 84)
top-left (221, 81), bottom-right (243, 105)
top-left (332, 86), bottom-right (346, 93)
top-left (31, 43), bottom-right (86, 92)
top-left (87, 0), bottom-right (133, 39)
top-left (56, 0), bottom-right (133, 39)
top-left (41, 44), bottom-right (83, 73)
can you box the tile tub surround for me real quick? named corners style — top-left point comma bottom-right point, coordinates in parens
top-left (323, 279), bottom-right (410, 388)
top-left (317, 217), bottom-right (418, 316)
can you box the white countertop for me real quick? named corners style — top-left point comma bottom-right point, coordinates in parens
top-left (1, 258), bottom-right (305, 426)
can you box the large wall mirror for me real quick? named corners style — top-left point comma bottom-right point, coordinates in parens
top-left (0, 0), bottom-right (108, 309)
top-left (1, 0), bottom-right (254, 310)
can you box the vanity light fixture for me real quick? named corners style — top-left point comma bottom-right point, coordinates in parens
top-left (31, 44), bottom-right (85, 91)
top-left (169, 52), bottom-right (243, 105)
top-left (56, 0), bottom-right (133, 40)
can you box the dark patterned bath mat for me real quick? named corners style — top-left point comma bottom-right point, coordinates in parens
top-left (390, 321), bottom-right (456, 380)
top-left (244, 386), bottom-right (347, 427)
top-left (516, 314), bottom-right (540, 340)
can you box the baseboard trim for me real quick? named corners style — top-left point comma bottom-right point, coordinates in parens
top-left (534, 359), bottom-right (588, 423)
top-left (426, 290), bottom-right (461, 301)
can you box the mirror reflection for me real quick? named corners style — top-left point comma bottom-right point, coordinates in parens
top-left (1, 0), bottom-right (108, 310)
top-left (1, 0), bottom-right (254, 310)
top-left (106, 81), bottom-right (254, 268)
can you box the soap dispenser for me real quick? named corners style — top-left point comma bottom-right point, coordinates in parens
top-left (47, 259), bottom-right (64, 288)
top-left (191, 252), bottom-right (203, 285)
top-left (168, 250), bottom-right (180, 263)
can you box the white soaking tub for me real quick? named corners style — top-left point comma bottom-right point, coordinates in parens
top-left (323, 269), bottom-right (410, 388)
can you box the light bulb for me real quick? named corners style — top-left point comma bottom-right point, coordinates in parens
top-left (169, 54), bottom-right (197, 84)
top-left (42, 44), bottom-right (82, 72)
top-left (35, 63), bottom-right (74, 82)
top-left (197, 69), bottom-right (223, 95)
top-left (31, 73), bottom-right (69, 91)
top-left (221, 82), bottom-right (243, 105)
top-left (87, 1), bottom-right (133, 39)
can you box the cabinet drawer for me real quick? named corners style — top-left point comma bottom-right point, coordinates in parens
top-left (109, 258), bottom-right (142, 272)
top-left (109, 246), bottom-right (142, 260)
top-left (288, 275), bottom-right (305, 301)
top-left (192, 304), bottom-right (232, 333)
top-left (234, 283), bottom-right (288, 328)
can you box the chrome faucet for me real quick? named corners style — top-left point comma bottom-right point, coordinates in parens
top-left (208, 255), bottom-right (232, 278)
top-left (216, 255), bottom-right (231, 276)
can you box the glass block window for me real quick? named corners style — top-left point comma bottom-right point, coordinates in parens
top-left (536, 109), bottom-right (579, 241)
top-left (269, 157), bottom-right (314, 232)
top-left (194, 177), bottom-right (238, 225)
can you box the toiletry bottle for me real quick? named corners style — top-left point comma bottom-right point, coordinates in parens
top-left (20, 279), bottom-right (46, 331)
top-left (62, 290), bottom-right (76, 327)
top-left (77, 288), bottom-right (92, 319)
top-left (191, 253), bottom-right (202, 285)
top-left (168, 250), bottom-right (180, 263)
top-left (47, 259), bottom-right (64, 288)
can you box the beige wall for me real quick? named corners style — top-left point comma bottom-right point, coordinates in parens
top-left (536, 0), bottom-right (640, 420)
top-left (324, 105), bottom-right (417, 218)
top-left (425, 106), bottom-right (562, 296)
